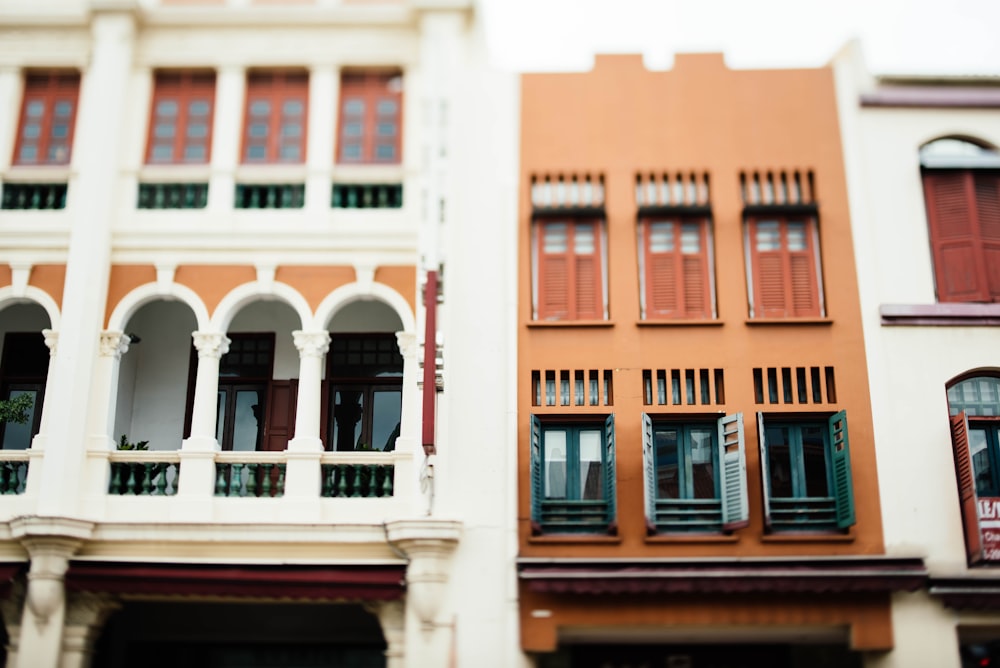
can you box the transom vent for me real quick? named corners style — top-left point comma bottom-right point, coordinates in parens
top-left (635, 171), bottom-right (710, 207)
top-left (740, 169), bottom-right (816, 206)
top-left (753, 366), bottom-right (837, 405)
top-left (643, 368), bottom-right (725, 406)
top-left (530, 173), bottom-right (605, 209)
top-left (532, 369), bottom-right (613, 407)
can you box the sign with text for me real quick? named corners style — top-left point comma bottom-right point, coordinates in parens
top-left (978, 497), bottom-right (1000, 561)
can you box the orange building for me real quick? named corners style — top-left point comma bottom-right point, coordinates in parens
top-left (516, 54), bottom-right (924, 668)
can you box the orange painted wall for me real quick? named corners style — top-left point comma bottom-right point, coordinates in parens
top-left (0, 266), bottom-right (10, 289)
top-left (276, 266), bottom-right (356, 312)
top-left (174, 265), bottom-right (256, 316)
top-left (374, 265), bottom-right (417, 315)
top-left (0, 264), bottom-right (65, 307)
top-left (518, 56), bottom-right (882, 553)
top-left (105, 265), bottom-right (157, 326)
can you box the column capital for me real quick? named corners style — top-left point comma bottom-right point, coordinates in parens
top-left (395, 331), bottom-right (417, 358)
top-left (98, 330), bottom-right (130, 359)
top-left (293, 330), bottom-right (330, 359)
top-left (42, 329), bottom-right (58, 357)
top-left (192, 331), bottom-right (230, 360)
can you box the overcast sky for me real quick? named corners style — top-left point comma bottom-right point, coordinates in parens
top-left (481, 0), bottom-right (1000, 75)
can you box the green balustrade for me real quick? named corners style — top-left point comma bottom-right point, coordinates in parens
top-left (108, 462), bottom-right (179, 496)
top-left (320, 464), bottom-right (394, 498)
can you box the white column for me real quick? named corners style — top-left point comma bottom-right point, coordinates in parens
top-left (183, 332), bottom-right (229, 452)
top-left (77, 332), bottom-right (130, 501)
top-left (30, 330), bottom-right (59, 446)
top-left (207, 65), bottom-right (244, 212)
top-left (288, 330), bottom-right (329, 452)
top-left (367, 601), bottom-right (405, 668)
top-left (59, 593), bottom-right (120, 668)
top-left (34, 9), bottom-right (135, 518)
top-left (305, 65), bottom-right (335, 214)
top-left (392, 332), bottom-right (418, 503)
top-left (0, 66), bottom-right (21, 174)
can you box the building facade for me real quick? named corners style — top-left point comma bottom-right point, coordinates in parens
top-left (516, 53), bottom-right (923, 668)
top-left (834, 42), bottom-right (1000, 668)
top-left (0, 0), bottom-right (519, 666)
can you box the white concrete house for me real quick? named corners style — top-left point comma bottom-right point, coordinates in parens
top-left (0, 0), bottom-right (520, 666)
top-left (834, 42), bottom-right (1000, 668)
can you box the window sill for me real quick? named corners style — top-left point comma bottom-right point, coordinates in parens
top-left (137, 164), bottom-right (211, 182)
top-left (637, 319), bottom-right (724, 327)
top-left (235, 164), bottom-right (308, 183)
top-left (2, 165), bottom-right (73, 182)
top-left (332, 164), bottom-right (405, 183)
top-left (528, 534), bottom-right (622, 545)
top-left (646, 534), bottom-right (740, 544)
top-left (761, 532), bottom-right (855, 543)
top-left (745, 317), bottom-right (832, 326)
top-left (880, 303), bottom-right (1000, 326)
top-left (527, 320), bottom-right (614, 328)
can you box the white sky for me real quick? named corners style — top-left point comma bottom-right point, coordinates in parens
top-left (481, 0), bottom-right (1000, 75)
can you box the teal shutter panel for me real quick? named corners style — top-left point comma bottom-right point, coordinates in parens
top-left (605, 414), bottom-right (616, 529)
top-left (530, 415), bottom-right (542, 525)
top-left (757, 412), bottom-right (772, 529)
top-left (828, 410), bottom-right (856, 529)
top-left (718, 412), bottom-right (749, 531)
top-left (642, 413), bottom-right (656, 533)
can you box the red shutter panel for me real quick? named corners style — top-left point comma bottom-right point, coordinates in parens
top-left (573, 221), bottom-right (603, 320)
top-left (682, 255), bottom-right (708, 318)
top-left (924, 171), bottom-right (988, 302)
top-left (537, 222), bottom-right (570, 320)
top-left (950, 411), bottom-right (984, 564)
top-left (648, 253), bottom-right (678, 316)
top-left (974, 173), bottom-right (1000, 300)
top-left (788, 253), bottom-right (819, 317)
top-left (263, 380), bottom-right (297, 451)
top-left (755, 254), bottom-right (787, 317)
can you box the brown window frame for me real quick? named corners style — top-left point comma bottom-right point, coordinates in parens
top-left (12, 71), bottom-right (80, 166)
top-left (745, 216), bottom-right (824, 319)
top-left (145, 70), bottom-right (216, 165)
top-left (336, 70), bottom-right (403, 165)
top-left (639, 216), bottom-right (714, 320)
top-left (534, 218), bottom-right (607, 321)
top-left (241, 70), bottom-right (309, 165)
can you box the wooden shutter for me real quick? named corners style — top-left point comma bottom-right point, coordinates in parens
top-left (262, 379), bottom-right (297, 451)
top-left (924, 171), bottom-right (988, 302)
top-left (642, 413), bottom-right (656, 533)
top-left (538, 221), bottom-right (604, 321)
top-left (537, 222), bottom-right (570, 320)
top-left (13, 72), bottom-right (80, 166)
top-left (645, 220), bottom-right (679, 317)
top-left (574, 222), bottom-right (603, 320)
top-left (827, 410), bottom-right (856, 529)
top-left (950, 411), bottom-right (984, 564)
top-left (749, 219), bottom-right (820, 318)
top-left (604, 414), bottom-right (616, 530)
top-left (645, 219), bottom-right (712, 319)
top-left (975, 173), bottom-right (1000, 300)
top-left (718, 412), bottom-right (749, 531)
top-left (787, 224), bottom-right (821, 317)
top-left (146, 71), bottom-right (215, 165)
top-left (757, 412), bottom-right (772, 529)
top-left (681, 222), bottom-right (712, 318)
top-left (530, 415), bottom-right (542, 527)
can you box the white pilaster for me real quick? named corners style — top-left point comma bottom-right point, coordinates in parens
top-left (305, 65), bottom-right (335, 214)
top-left (207, 65), bottom-right (244, 212)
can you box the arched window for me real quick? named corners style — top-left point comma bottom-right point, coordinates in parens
top-left (920, 138), bottom-right (1000, 303)
top-left (946, 373), bottom-right (1000, 565)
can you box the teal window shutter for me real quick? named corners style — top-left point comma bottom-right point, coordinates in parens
top-left (950, 411), bottom-right (984, 564)
top-left (757, 411), bottom-right (772, 529)
top-left (605, 414), bottom-right (616, 529)
top-left (641, 413), bottom-right (655, 533)
top-left (718, 412), bottom-right (749, 531)
top-left (530, 415), bottom-right (542, 526)
top-left (828, 410), bottom-right (856, 529)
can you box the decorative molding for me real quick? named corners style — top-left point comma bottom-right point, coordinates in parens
top-left (42, 329), bottom-right (58, 357)
top-left (395, 331), bottom-right (417, 359)
top-left (292, 330), bottom-right (330, 359)
top-left (354, 263), bottom-right (376, 294)
top-left (9, 263), bottom-right (31, 298)
top-left (385, 519), bottom-right (461, 630)
top-left (98, 331), bottom-right (130, 359)
top-left (256, 264), bottom-right (276, 295)
top-left (191, 332), bottom-right (230, 360)
top-left (155, 263), bottom-right (176, 296)
top-left (880, 303), bottom-right (1000, 326)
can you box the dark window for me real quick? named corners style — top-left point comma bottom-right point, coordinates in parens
top-left (326, 334), bottom-right (402, 452)
top-left (145, 71), bottom-right (215, 165)
top-left (216, 334), bottom-right (273, 452)
top-left (0, 333), bottom-right (49, 450)
top-left (13, 72), bottom-right (80, 166)
top-left (337, 71), bottom-right (402, 164)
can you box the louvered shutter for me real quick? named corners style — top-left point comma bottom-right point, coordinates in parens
top-left (642, 413), bottom-right (656, 533)
top-left (975, 173), bottom-right (1000, 300)
top-left (530, 416), bottom-right (542, 526)
top-left (604, 414), bottom-right (617, 530)
top-left (648, 253), bottom-right (678, 316)
top-left (950, 411), bottom-right (984, 564)
top-left (924, 171), bottom-right (987, 302)
top-left (537, 222), bottom-right (570, 320)
top-left (682, 254), bottom-right (708, 318)
top-left (751, 220), bottom-right (787, 318)
top-left (574, 222), bottom-right (604, 320)
top-left (718, 412), bottom-right (749, 530)
top-left (827, 410), bottom-right (856, 529)
top-left (757, 412), bottom-right (772, 529)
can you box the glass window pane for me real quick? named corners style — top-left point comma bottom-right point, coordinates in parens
top-left (787, 222), bottom-right (807, 251)
top-left (574, 224), bottom-right (595, 254)
top-left (377, 99), bottom-right (398, 115)
top-left (578, 430), bottom-right (603, 500)
top-left (281, 123), bottom-right (301, 138)
top-left (971, 429), bottom-right (995, 496)
top-left (47, 144), bottom-right (68, 162)
top-left (689, 427), bottom-right (715, 499)
top-left (332, 390), bottom-right (365, 451)
top-left (544, 430), bottom-right (567, 499)
top-left (543, 223), bottom-right (567, 253)
top-left (649, 222), bottom-right (674, 253)
top-left (157, 100), bottom-right (178, 117)
top-left (341, 144), bottom-right (361, 159)
top-left (152, 145), bottom-right (173, 161)
top-left (26, 101), bottom-right (45, 117)
top-left (282, 100), bottom-right (303, 116)
top-left (654, 427), bottom-right (680, 499)
top-left (54, 101), bottom-right (72, 117)
top-left (231, 389), bottom-right (263, 451)
top-left (1, 390), bottom-right (36, 450)
top-left (375, 144), bottom-right (395, 160)
top-left (216, 390), bottom-right (227, 445)
top-left (371, 389), bottom-right (402, 451)
top-left (279, 144), bottom-right (300, 160)
top-left (186, 123), bottom-right (207, 138)
top-left (51, 124), bottom-right (68, 139)
top-left (245, 145), bottom-right (266, 160)
top-left (800, 425), bottom-right (829, 497)
top-left (765, 425), bottom-right (793, 497)
top-left (343, 122), bottom-right (363, 137)
top-left (249, 100), bottom-right (270, 116)
top-left (248, 123), bottom-right (268, 138)
top-left (680, 222), bottom-right (701, 254)
top-left (19, 146), bottom-right (37, 162)
top-left (755, 220), bottom-right (781, 251)
top-left (154, 123), bottom-right (175, 138)
top-left (189, 100), bottom-right (210, 116)
top-left (377, 123), bottom-right (396, 136)
top-left (22, 123), bottom-right (40, 139)
top-left (343, 99), bottom-right (364, 115)
top-left (183, 145), bottom-right (205, 161)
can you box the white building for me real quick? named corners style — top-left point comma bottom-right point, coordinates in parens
top-left (0, 0), bottom-right (520, 666)
top-left (835, 42), bottom-right (1000, 668)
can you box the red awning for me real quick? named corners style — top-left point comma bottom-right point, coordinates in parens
top-left (519, 557), bottom-right (927, 596)
top-left (929, 577), bottom-right (1000, 610)
top-left (65, 562), bottom-right (406, 601)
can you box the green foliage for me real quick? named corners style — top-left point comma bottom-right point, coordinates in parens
top-left (117, 434), bottom-right (150, 451)
top-left (0, 393), bottom-right (33, 425)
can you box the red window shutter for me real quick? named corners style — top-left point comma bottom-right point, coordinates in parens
top-left (924, 171), bottom-right (989, 302)
top-left (681, 222), bottom-right (711, 318)
top-left (537, 221), bottom-right (604, 321)
top-left (649, 253), bottom-right (678, 316)
top-left (573, 221), bottom-right (603, 320)
top-left (975, 173), bottom-right (1000, 300)
top-left (749, 218), bottom-right (820, 318)
top-left (755, 254), bottom-right (787, 317)
top-left (643, 219), bottom-right (711, 319)
top-left (540, 255), bottom-right (569, 320)
top-left (242, 71), bottom-right (308, 164)
top-left (263, 379), bottom-right (298, 452)
top-left (950, 411), bottom-right (984, 565)
top-left (13, 71), bottom-right (80, 166)
top-left (145, 71), bottom-right (215, 165)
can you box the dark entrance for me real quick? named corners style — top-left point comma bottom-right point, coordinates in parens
top-left (540, 643), bottom-right (862, 668)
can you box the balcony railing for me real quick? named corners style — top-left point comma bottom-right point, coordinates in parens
top-left (1, 183), bottom-right (67, 210)
top-left (321, 452), bottom-right (396, 498)
top-left (108, 452), bottom-right (181, 496)
top-left (215, 453), bottom-right (286, 497)
top-left (0, 454), bottom-right (29, 495)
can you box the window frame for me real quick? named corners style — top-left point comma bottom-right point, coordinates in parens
top-left (744, 215), bottom-right (825, 319)
top-left (0, 332), bottom-right (49, 451)
top-left (336, 70), bottom-right (403, 165)
top-left (757, 411), bottom-right (855, 533)
top-left (145, 70), bottom-right (216, 165)
top-left (642, 413), bottom-right (748, 534)
top-left (532, 217), bottom-right (608, 321)
top-left (530, 414), bottom-right (616, 534)
top-left (12, 71), bottom-right (80, 167)
top-left (240, 70), bottom-right (309, 165)
top-left (638, 216), bottom-right (715, 320)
